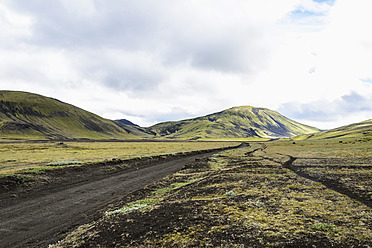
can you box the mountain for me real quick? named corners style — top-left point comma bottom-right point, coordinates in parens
top-left (149, 106), bottom-right (320, 139)
top-left (115, 119), bottom-right (139, 126)
top-left (114, 119), bottom-right (156, 138)
top-left (299, 119), bottom-right (372, 140)
top-left (0, 91), bottom-right (141, 140)
top-left (0, 91), bottom-right (321, 141)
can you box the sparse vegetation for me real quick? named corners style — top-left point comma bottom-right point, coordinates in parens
top-left (46, 160), bottom-right (83, 166)
top-left (0, 141), bottom-right (238, 175)
top-left (310, 223), bottom-right (338, 233)
top-left (105, 198), bottom-right (159, 216)
top-left (51, 139), bottom-right (372, 247)
top-left (1, 91), bottom-right (372, 247)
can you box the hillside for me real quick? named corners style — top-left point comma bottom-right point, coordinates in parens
top-left (0, 92), bottom-right (322, 140)
top-left (114, 119), bottom-right (156, 138)
top-left (0, 91), bottom-right (143, 140)
top-left (149, 106), bottom-right (319, 139)
top-left (115, 119), bottom-right (139, 126)
top-left (296, 118), bottom-right (372, 140)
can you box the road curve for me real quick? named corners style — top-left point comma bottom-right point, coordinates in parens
top-left (0, 151), bottom-right (222, 248)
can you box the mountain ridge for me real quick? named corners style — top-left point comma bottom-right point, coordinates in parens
top-left (0, 90), bottom-right (327, 140)
top-left (149, 106), bottom-right (320, 139)
top-left (296, 118), bottom-right (372, 140)
top-left (0, 91), bottom-right (142, 140)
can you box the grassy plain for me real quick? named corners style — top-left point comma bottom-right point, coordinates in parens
top-left (266, 137), bottom-right (372, 158)
top-left (0, 141), bottom-right (239, 175)
top-left (201, 137), bottom-right (271, 142)
top-left (264, 137), bottom-right (372, 209)
top-left (52, 138), bottom-right (372, 247)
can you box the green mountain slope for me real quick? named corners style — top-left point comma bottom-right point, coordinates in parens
top-left (149, 106), bottom-right (320, 139)
top-left (297, 119), bottom-right (372, 140)
top-left (0, 91), bottom-right (141, 140)
top-left (115, 119), bottom-right (139, 126)
top-left (114, 120), bottom-right (156, 138)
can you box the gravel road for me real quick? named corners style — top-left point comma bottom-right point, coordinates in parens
top-left (0, 151), bottom-right (221, 248)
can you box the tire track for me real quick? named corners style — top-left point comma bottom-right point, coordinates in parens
top-left (282, 156), bottom-right (372, 208)
top-left (253, 143), bottom-right (371, 208)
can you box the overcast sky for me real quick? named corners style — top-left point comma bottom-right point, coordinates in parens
top-left (1, 0), bottom-right (372, 129)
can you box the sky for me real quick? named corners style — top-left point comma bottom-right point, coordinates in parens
top-left (1, 0), bottom-right (372, 129)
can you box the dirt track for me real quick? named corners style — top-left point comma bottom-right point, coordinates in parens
top-left (49, 142), bottom-right (372, 247)
top-left (0, 150), bottom-right (224, 248)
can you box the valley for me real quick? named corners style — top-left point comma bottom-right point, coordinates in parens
top-left (0, 90), bottom-right (371, 247)
top-left (0, 137), bottom-right (370, 247)
top-left (0, 91), bottom-right (319, 141)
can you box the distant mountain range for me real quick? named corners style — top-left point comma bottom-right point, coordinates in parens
top-left (0, 90), bottom-right (370, 141)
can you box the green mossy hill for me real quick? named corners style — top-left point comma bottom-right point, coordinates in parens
top-left (0, 91), bottom-right (143, 140)
top-left (149, 106), bottom-right (319, 139)
top-left (298, 118), bottom-right (372, 140)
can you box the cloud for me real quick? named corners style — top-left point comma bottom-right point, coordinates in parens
top-left (75, 49), bottom-right (167, 94)
top-left (4, 0), bottom-right (291, 73)
top-left (1, 0), bottom-right (372, 128)
top-left (278, 92), bottom-right (372, 129)
top-left (0, 2), bottom-right (33, 49)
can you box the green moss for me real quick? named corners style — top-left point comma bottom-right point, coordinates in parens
top-left (225, 190), bottom-right (236, 196)
top-left (46, 160), bottom-right (83, 166)
top-left (310, 223), bottom-right (339, 233)
top-left (105, 198), bottom-right (159, 216)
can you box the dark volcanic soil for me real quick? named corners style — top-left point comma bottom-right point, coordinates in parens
top-left (288, 157), bottom-right (372, 208)
top-left (2, 142), bottom-right (371, 248)
top-left (49, 143), bottom-right (372, 247)
top-left (0, 148), bottom-right (235, 248)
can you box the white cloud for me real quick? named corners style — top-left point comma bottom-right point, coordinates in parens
top-left (0, 0), bottom-right (371, 128)
top-left (262, 0), bottom-right (372, 126)
top-left (60, 0), bottom-right (96, 17)
top-left (296, 0), bottom-right (332, 13)
top-left (0, 3), bottom-right (33, 48)
top-left (278, 91), bottom-right (372, 129)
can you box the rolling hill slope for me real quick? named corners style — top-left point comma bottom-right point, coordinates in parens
top-left (297, 118), bottom-right (372, 140)
top-left (149, 106), bottom-right (320, 139)
top-left (0, 91), bottom-right (322, 140)
top-left (0, 91), bottom-right (144, 140)
top-left (114, 119), bottom-right (156, 138)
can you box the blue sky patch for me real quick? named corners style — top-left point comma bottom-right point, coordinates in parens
top-left (360, 78), bottom-right (372, 83)
top-left (290, 9), bottom-right (325, 18)
top-left (313, 0), bottom-right (335, 4)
